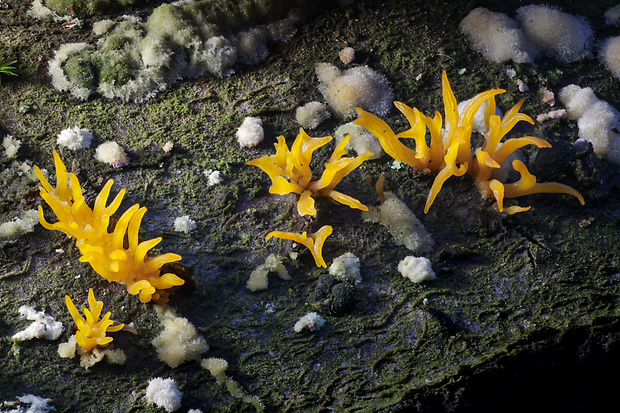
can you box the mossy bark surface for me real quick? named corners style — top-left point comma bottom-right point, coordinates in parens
top-left (1, 0), bottom-right (619, 411)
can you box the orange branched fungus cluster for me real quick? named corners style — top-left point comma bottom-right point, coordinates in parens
top-left (36, 151), bottom-right (184, 303)
top-left (248, 129), bottom-right (372, 217)
top-left (355, 71), bottom-right (584, 214)
top-left (249, 129), bottom-right (373, 267)
top-left (266, 225), bottom-right (333, 268)
top-left (65, 288), bottom-right (124, 352)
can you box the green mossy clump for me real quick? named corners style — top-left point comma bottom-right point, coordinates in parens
top-left (49, 43), bottom-right (95, 100)
top-left (61, 50), bottom-right (96, 90)
top-left (48, 0), bottom-right (314, 102)
top-left (96, 21), bottom-right (148, 96)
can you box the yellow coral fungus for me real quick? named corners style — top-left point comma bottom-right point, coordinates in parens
top-left (266, 225), bottom-right (332, 268)
top-left (355, 71), bottom-right (584, 214)
top-left (36, 151), bottom-right (184, 303)
top-left (65, 289), bottom-right (124, 352)
top-left (248, 129), bottom-right (372, 216)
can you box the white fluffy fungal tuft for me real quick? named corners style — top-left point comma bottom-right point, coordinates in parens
top-left (362, 191), bottom-right (433, 253)
top-left (152, 307), bottom-right (209, 368)
top-left (3, 135), bottom-right (21, 159)
top-left (329, 252), bottom-right (361, 284)
top-left (516, 5), bottom-right (593, 62)
top-left (94, 142), bottom-right (129, 168)
top-left (295, 101), bottom-right (330, 130)
top-left (1, 394), bottom-right (55, 413)
top-left (236, 117), bottom-right (264, 148)
top-left (398, 256), bottom-right (436, 284)
top-left (145, 378), bottom-right (183, 412)
top-left (460, 7), bottom-right (535, 63)
top-left (247, 254), bottom-right (290, 292)
top-left (339, 46), bottom-right (355, 64)
top-left (173, 216), bottom-right (197, 233)
top-left (293, 312), bottom-right (326, 333)
top-left (316, 63), bottom-right (393, 118)
top-left (56, 126), bottom-right (93, 150)
top-left (204, 169), bottom-right (223, 187)
top-left (559, 84), bottom-right (620, 165)
top-left (600, 36), bottom-right (620, 80)
top-left (11, 306), bottom-right (64, 341)
top-left (0, 210), bottom-right (39, 240)
top-left (201, 357), bottom-right (229, 384)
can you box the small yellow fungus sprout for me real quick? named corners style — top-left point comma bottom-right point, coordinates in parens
top-left (266, 225), bottom-right (333, 268)
top-left (36, 151), bottom-right (184, 303)
top-left (65, 288), bottom-right (124, 352)
top-left (355, 71), bottom-right (584, 214)
top-left (247, 129), bottom-right (373, 216)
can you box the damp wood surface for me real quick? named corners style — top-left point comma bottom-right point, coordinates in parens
top-left (0, 0), bottom-right (619, 411)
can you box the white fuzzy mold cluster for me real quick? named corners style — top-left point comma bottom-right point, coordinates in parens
top-left (460, 5), bottom-right (593, 64)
